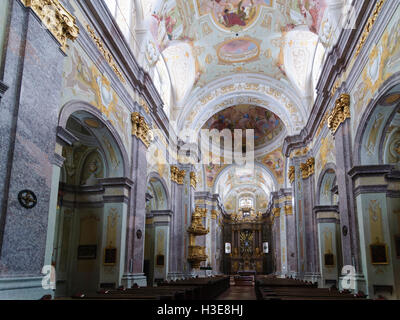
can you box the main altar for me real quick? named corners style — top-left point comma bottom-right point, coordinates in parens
top-left (223, 207), bottom-right (269, 275)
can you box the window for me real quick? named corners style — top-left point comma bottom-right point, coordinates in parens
top-left (105, 0), bottom-right (135, 45)
top-left (239, 197), bottom-right (253, 209)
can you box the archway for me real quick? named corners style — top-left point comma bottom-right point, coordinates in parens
top-left (144, 173), bottom-right (170, 286)
top-left (315, 165), bottom-right (342, 288)
top-left (352, 78), bottom-right (400, 299)
top-left (52, 104), bottom-right (129, 297)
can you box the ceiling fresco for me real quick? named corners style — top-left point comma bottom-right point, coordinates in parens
top-left (213, 165), bottom-right (276, 207)
top-left (201, 104), bottom-right (285, 150)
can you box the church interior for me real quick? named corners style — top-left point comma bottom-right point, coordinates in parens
top-left (0, 0), bottom-right (400, 301)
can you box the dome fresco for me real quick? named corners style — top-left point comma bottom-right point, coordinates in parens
top-left (202, 104), bottom-right (285, 149)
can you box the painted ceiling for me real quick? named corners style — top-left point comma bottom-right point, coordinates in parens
top-left (142, 0), bottom-right (341, 122)
top-left (201, 104), bottom-right (285, 150)
top-left (213, 164), bottom-right (276, 212)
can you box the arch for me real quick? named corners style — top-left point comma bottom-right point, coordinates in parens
top-left (316, 163), bottom-right (337, 206)
top-left (59, 100), bottom-right (130, 177)
top-left (212, 162), bottom-right (278, 204)
top-left (177, 73), bottom-right (307, 137)
top-left (353, 73), bottom-right (400, 165)
top-left (146, 171), bottom-right (171, 210)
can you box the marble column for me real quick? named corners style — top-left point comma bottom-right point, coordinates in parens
top-left (0, 1), bottom-right (74, 299)
top-left (329, 94), bottom-right (363, 286)
top-left (167, 166), bottom-right (185, 280)
top-left (122, 135), bottom-right (148, 287)
top-left (300, 159), bottom-right (319, 282)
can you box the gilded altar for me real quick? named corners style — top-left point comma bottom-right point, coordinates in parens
top-left (225, 207), bottom-right (265, 274)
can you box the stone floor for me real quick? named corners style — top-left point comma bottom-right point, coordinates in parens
top-left (216, 277), bottom-right (257, 300)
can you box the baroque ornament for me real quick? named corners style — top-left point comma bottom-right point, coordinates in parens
top-left (300, 157), bottom-right (315, 179)
top-left (288, 166), bottom-right (295, 184)
top-left (328, 94), bottom-right (351, 134)
top-left (21, 0), bottom-right (79, 52)
top-left (131, 112), bottom-right (151, 148)
top-left (86, 25), bottom-right (125, 83)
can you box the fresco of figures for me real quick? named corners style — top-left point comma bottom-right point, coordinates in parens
top-left (202, 104), bottom-right (284, 149)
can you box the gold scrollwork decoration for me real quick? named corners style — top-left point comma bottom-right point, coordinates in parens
top-left (355, 0), bottom-right (386, 57)
top-left (328, 94), bottom-right (350, 134)
top-left (300, 157), bottom-right (315, 179)
top-left (86, 24), bottom-right (125, 83)
top-left (190, 172), bottom-right (197, 189)
top-left (21, 0), bottom-right (79, 52)
top-left (288, 166), bottom-right (295, 184)
top-left (131, 112), bottom-right (151, 147)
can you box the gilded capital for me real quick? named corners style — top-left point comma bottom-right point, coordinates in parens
top-left (177, 169), bottom-right (186, 185)
top-left (22, 0), bottom-right (79, 52)
top-left (328, 94), bottom-right (351, 134)
top-left (300, 157), bottom-right (315, 179)
top-left (131, 112), bottom-right (151, 147)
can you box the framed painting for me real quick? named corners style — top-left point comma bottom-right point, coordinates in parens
top-left (324, 253), bottom-right (335, 266)
top-left (77, 245), bottom-right (97, 260)
top-left (156, 254), bottom-right (164, 266)
top-left (370, 243), bottom-right (389, 265)
top-left (104, 248), bottom-right (117, 266)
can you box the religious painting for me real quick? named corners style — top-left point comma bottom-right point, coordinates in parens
top-left (202, 105), bottom-right (284, 150)
top-left (77, 245), bottom-right (97, 260)
top-left (217, 37), bottom-right (260, 64)
top-left (197, 0), bottom-right (272, 30)
top-left (370, 243), bottom-right (389, 265)
top-left (261, 148), bottom-right (285, 185)
top-left (240, 230), bottom-right (254, 256)
top-left (286, 0), bottom-right (327, 34)
top-left (104, 248), bottom-right (117, 266)
top-left (149, 1), bottom-right (184, 51)
top-left (324, 253), bottom-right (334, 266)
top-left (156, 254), bottom-right (165, 266)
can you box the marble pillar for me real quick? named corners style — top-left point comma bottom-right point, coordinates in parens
top-left (0, 1), bottom-right (66, 299)
top-left (122, 136), bottom-right (147, 287)
top-left (332, 116), bottom-right (363, 287)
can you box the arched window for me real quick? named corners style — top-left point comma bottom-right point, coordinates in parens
top-left (239, 197), bottom-right (253, 209)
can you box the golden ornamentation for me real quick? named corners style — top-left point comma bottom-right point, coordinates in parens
top-left (300, 157), bottom-right (315, 179)
top-left (188, 246), bottom-right (207, 269)
top-left (284, 205), bottom-right (293, 215)
top-left (131, 112), bottom-right (151, 147)
top-left (288, 166), bottom-right (295, 184)
top-left (170, 166), bottom-right (178, 183)
top-left (272, 207), bottom-right (280, 218)
top-left (86, 24), bottom-right (125, 83)
top-left (177, 169), bottom-right (186, 185)
top-left (187, 207), bottom-right (209, 235)
top-left (211, 210), bottom-right (219, 220)
top-left (328, 94), bottom-right (350, 134)
top-left (355, 0), bottom-right (386, 57)
top-left (190, 172), bottom-right (197, 189)
top-left (21, 0), bottom-right (79, 52)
